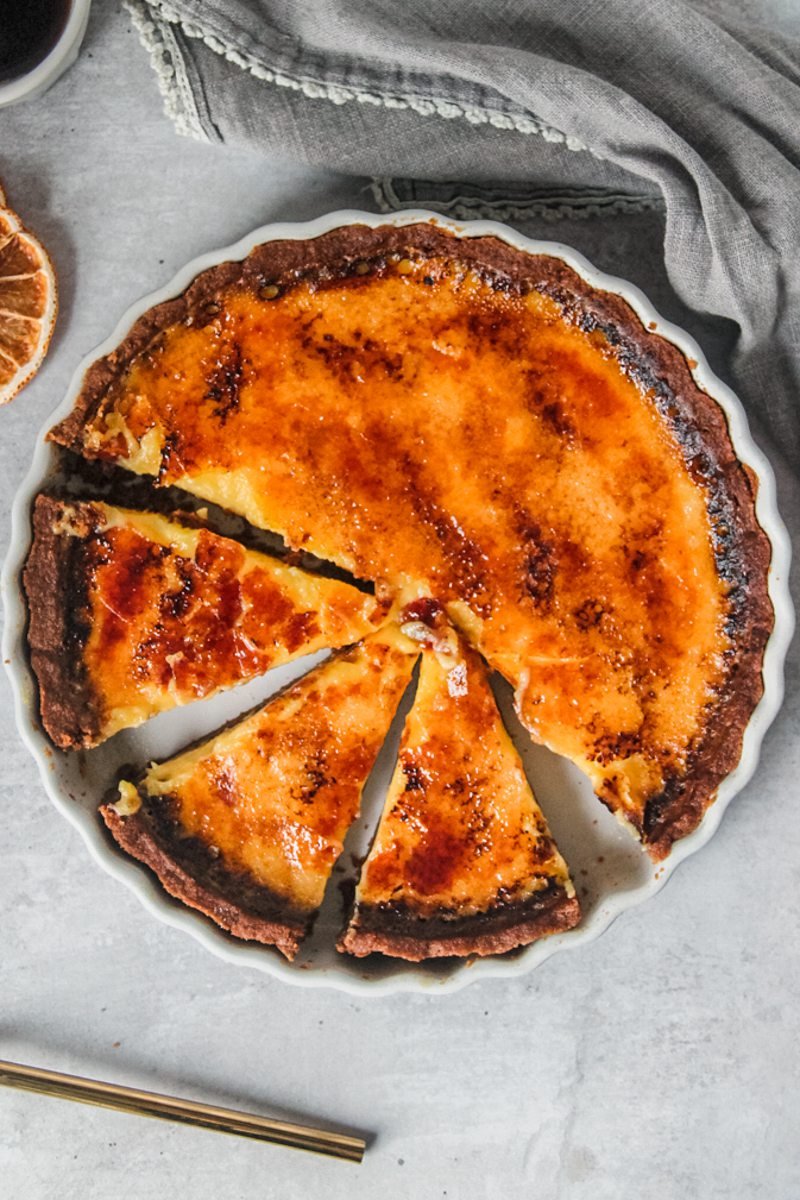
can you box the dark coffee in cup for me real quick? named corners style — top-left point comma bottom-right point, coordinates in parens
top-left (0, 0), bottom-right (74, 84)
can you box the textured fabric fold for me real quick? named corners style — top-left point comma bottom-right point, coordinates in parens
top-left (126, 0), bottom-right (800, 468)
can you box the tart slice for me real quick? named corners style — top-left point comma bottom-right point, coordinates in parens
top-left (101, 625), bottom-right (420, 959)
top-left (339, 637), bottom-right (580, 960)
top-left (24, 495), bottom-right (389, 749)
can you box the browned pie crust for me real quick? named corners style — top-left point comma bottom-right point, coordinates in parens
top-left (100, 798), bottom-right (309, 960)
top-left (23, 494), bottom-right (102, 749)
top-left (339, 885), bottom-right (581, 961)
top-left (50, 222), bottom-right (774, 859)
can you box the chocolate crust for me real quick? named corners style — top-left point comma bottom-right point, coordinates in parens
top-left (338, 884), bottom-right (581, 961)
top-left (49, 221), bottom-right (775, 859)
top-left (23, 494), bottom-right (102, 750)
top-left (100, 800), bottom-right (309, 960)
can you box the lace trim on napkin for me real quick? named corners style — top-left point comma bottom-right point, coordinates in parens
top-left (126, 0), bottom-right (207, 140)
top-left (124, 0), bottom-right (587, 152)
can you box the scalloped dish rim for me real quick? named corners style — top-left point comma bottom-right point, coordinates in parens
top-left (2, 208), bottom-right (794, 996)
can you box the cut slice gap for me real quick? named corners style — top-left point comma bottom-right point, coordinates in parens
top-left (53, 448), bottom-right (378, 595)
top-left (295, 656), bottom-right (420, 968)
top-left (25, 495), bottom-right (392, 750)
top-left (120, 647), bottom-right (333, 772)
top-left (339, 640), bottom-right (581, 961)
top-left (100, 625), bottom-right (421, 959)
top-left (472, 628), bottom-right (695, 861)
top-left (489, 673), bottom-right (654, 913)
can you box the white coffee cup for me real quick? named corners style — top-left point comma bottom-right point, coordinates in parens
top-left (0, 0), bottom-right (92, 109)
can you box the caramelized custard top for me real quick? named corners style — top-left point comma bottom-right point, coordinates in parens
top-left (72, 252), bottom-right (731, 828)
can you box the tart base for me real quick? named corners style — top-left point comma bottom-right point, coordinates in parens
top-left (100, 802), bottom-right (310, 961)
top-left (23, 494), bottom-right (100, 750)
top-left (338, 885), bottom-right (581, 961)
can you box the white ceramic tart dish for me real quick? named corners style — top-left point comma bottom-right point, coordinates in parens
top-left (2, 210), bottom-right (794, 996)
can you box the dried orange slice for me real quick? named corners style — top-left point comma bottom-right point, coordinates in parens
top-left (0, 198), bottom-right (57, 405)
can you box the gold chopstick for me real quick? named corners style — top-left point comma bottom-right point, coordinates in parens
top-left (0, 1058), bottom-right (365, 1163)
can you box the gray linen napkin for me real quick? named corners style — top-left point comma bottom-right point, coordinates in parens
top-left (125, 0), bottom-right (800, 470)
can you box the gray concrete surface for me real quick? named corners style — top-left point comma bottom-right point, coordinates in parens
top-left (1, 3), bottom-right (798, 1197)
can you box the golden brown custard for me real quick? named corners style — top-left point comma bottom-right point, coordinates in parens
top-left (52, 223), bottom-right (772, 859)
top-left (109, 624), bottom-right (419, 958)
top-left (340, 638), bottom-right (579, 960)
top-left (25, 496), bottom-right (387, 748)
